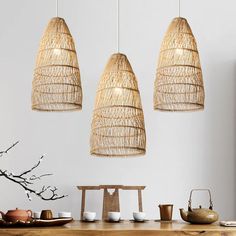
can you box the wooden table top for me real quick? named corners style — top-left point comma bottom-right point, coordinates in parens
top-left (0, 220), bottom-right (236, 236)
top-left (64, 220), bottom-right (236, 231)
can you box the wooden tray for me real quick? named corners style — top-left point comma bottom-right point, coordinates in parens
top-left (0, 218), bottom-right (73, 227)
top-left (130, 220), bottom-right (149, 223)
top-left (154, 220), bottom-right (177, 223)
top-left (80, 220), bottom-right (99, 223)
top-left (104, 219), bottom-right (124, 223)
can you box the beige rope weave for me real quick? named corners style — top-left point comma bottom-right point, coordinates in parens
top-left (154, 17), bottom-right (204, 111)
top-left (90, 53), bottom-right (146, 157)
top-left (32, 17), bottom-right (82, 111)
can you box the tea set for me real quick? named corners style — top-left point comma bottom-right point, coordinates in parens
top-left (0, 209), bottom-right (72, 222)
top-left (32, 210), bottom-right (72, 220)
top-left (82, 189), bottom-right (219, 224)
top-left (0, 189), bottom-right (220, 226)
top-left (83, 211), bottom-right (146, 222)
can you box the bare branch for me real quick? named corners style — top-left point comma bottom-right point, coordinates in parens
top-left (19, 155), bottom-right (44, 177)
top-left (0, 142), bottom-right (67, 201)
top-left (29, 174), bottom-right (52, 181)
top-left (0, 141), bottom-right (19, 157)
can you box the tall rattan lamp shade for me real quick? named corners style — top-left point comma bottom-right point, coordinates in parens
top-left (154, 17), bottom-right (204, 111)
top-left (32, 17), bottom-right (82, 111)
top-left (90, 53), bottom-right (146, 157)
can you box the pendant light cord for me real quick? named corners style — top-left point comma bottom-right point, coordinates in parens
top-left (117, 0), bottom-right (120, 53)
top-left (178, 0), bottom-right (181, 17)
top-left (56, 0), bottom-right (59, 17)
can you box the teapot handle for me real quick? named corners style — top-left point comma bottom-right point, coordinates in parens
top-left (0, 211), bottom-right (4, 219)
top-left (188, 189), bottom-right (213, 211)
top-left (27, 210), bottom-right (32, 217)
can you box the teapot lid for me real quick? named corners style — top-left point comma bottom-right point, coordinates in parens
top-left (8, 208), bottom-right (23, 212)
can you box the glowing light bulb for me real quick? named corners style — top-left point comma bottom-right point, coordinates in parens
top-left (175, 48), bottom-right (183, 56)
top-left (53, 48), bottom-right (61, 55)
top-left (114, 87), bottom-right (122, 95)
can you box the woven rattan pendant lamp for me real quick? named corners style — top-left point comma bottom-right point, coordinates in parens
top-left (154, 0), bottom-right (204, 111)
top-left (32, 0), bottom-right (82, 111)
top-left (90, 0), bottom-right (146, 157)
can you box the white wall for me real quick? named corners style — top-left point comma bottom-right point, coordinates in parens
top-left (0, 0), bottom-right (235, 220)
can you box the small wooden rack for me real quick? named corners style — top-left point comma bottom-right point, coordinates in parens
top-left (77, 185), bottom-right (146, 220)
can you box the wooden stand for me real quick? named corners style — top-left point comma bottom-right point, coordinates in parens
top-left (77, 185), bottom-right (145, 220)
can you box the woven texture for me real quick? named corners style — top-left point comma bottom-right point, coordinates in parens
top-left (154, 17), bottom-right (204, 111)
top-left (32, 17), bottom-right (82, 111)
top-left (90, 53), bottom-right (146, 157)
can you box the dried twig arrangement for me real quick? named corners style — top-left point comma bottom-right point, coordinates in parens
top-left (0, 141), bottom-right (67, 201)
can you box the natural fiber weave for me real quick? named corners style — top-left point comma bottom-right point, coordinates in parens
top-left (32, 17), bottom-right (82, 111)
top-left (90, 53), bottom-right (146, 157)
top-left (154, 17), bottom-right (204, 111)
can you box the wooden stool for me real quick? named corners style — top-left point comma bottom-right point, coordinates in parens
top-left (77, 185), bottom-right (146, 220)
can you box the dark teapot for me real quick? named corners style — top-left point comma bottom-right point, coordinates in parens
top-left (179, 189), bottom-right (218, 224)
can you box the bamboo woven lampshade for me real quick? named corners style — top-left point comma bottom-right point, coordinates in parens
top-left (90, 53), bottom-right (146, 157)
top-left (32, 17), bottom-right (82, 111)
top-left (154, 17), bottom-right (204, 111)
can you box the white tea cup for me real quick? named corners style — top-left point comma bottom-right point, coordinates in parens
top-left (133, 212), bottom-right (146, 221)
top-left (58, 212), bottom-right (72, 218)
top-left (108, 212), bottom-right (121, 222)
top-left (33, 212), bottom-right (41, 219)
top-left (83, 212), bottom-right (96, 221)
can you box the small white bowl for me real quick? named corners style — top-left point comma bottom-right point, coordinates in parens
top-left (33, 212), bottom-right (41, 219)
top-left (133, 212), bottom-right (146, 221)
top-left (108, 212), bottom-right (121, 222)
top-left (58, 212), bottom-right (72, 218)
top-left (83, 212), bottom-right (96, 221)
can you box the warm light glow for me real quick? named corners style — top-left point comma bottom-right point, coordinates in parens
top-left (53, 48), bottom-right (61, 55)
top-left (114, 87), bottom-right (122, 95)
top-left (90, 53), bottom-right (146, 157)
top-left (175, 48), bottom-right (183, 56)
top-left (154, 17), bottom-right (204, 111)
top-left (32, 17), bottom-right (82, 111)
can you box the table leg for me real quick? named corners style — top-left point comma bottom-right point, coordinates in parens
top-left (138, 190), bottom-right (143, 212)
top-left (80, 190), bottom-right (86, 220)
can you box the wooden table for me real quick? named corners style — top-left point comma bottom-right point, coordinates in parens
top-left (0, 220), bottom-right (236, 236)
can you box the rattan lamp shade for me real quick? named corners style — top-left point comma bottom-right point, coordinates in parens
top-left (90, 53), bottom-right (146, 157)
top-left (154, 17), bottom-right (204, 111)
top-left (32, 17), bottom-right (82, 111)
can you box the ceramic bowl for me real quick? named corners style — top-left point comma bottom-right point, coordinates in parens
top-left (58, 212), bottom-right (72, 218)
top-left (83, 212), bottom-right (96, 221)
top-left (108, 212), bottom-right (121, 222)
top-left (33, 212), bottom-right (41, 219)
top-left (133, 212), bottom-right (146, 221)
